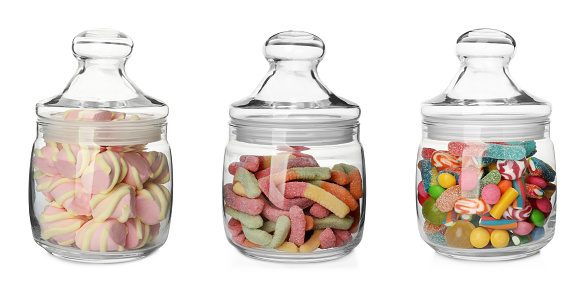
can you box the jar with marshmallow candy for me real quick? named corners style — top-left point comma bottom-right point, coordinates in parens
top-left (29, 29), bottom-right (172, 262)
top-left (416, 29), bottom-right (556, 260)
top-left (223, 31), bottom-right (365, 262)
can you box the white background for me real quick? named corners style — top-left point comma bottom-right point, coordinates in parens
top-left (0, 0), bottom-right (585, 292)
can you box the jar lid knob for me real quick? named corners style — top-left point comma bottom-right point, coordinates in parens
top-left (72, 29), bottom-right (134, 59)
top-left (263, 31), bottom-right (325, 61)
top-left (456, 28), bottom-right (515, 59)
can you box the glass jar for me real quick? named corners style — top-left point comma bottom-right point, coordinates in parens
top-left (29, 29), bottom-right (172, 263)
top-left (416, 29), bottom-right (556, 260)
top-left (223, 31), bottom-right (365, 262)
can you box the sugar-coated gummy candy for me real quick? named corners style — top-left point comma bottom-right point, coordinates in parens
top-left (313, 214), bottom-right (354, 230)
top-left (445, 220), bottom-right (475, 248)
top-left (426, 232), bottom-right (447, 245)
top-left (436, 185), bottom-right (462, 212)
top-left (419, 159), bottom-right (439, 192)
top-left (481, 184), bottom-right (501, 205)
top-left (437, 173), bottom-right (456, 189)
top-left (225, 206), bottom-right (263, 229)
top-left (527, 157), bottom-right (556, 182)
top-left (309, 203), bottom-right (330, 218)
top-left (422, 148), bottom-right (436, 159)
top-left (308, 180), bottom-right (359, 211)
top-left (481, 170), bottom-right (501, 187)
top-left (234, 167), bottom-right (262, 198)
top-left (260, 221), bottom-right (276, 233)
top-left (319, 228), bottom-right (337, 249)
top-left (422, 198), bottom-right (448, 225)
top-left (242, 225), bottom-right (273, 246)
top-left (299, 229), bottom-right (323, 253)
top-left (288, 205), bottom-right (306, 246)
top-left (529, 209), bottom-right (546, 227)
top-left (276, 241), bottom-right (298, 253)
top-left (470, 227), bottom-right (490, 248)
top-left (228, 218), bottom-right (243, 236)
top-left (423, 221), bottom-right (442, 234)
top-left (334, 229), bottom-right (353, 243)
top-left (265, 216), bottom-right (291, 248)
top-left (486, 143), bottom-right (526, 160)
top-left (428, 185), bottom-right (445, 199)
top-left (490, 230), bottom-right (509, 248)
top-left (223, 184), bottom-right (265, 216)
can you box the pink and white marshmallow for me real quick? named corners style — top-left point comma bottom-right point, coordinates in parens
top-left (81, 150), bottom-right (127, 194)
top-left (40, 203), bottom-right (88, 246)
top-left (135, 182), bottom-right (171, 225)
top-left (90, 183), bottom-right (136, 223)
top-left (75, 219), bottom-right (127, 252)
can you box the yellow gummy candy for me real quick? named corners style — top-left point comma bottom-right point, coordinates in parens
top-left (489, 187), bottom-right (519, 219)
top-left (276, 241), bottom-right (299, 253)
top-left (299, 230), bottom-right (323, 253)
top-left (303, 184), bottom-right (350, 218)
top-left (233, 182), bottom-right (247, 197)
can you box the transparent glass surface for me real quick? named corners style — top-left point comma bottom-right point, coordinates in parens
top-left (29, 29), bottom-right (172, 263)
top-left (416, 29), bottom-right (556, 260)
top-left (223, 31), bottom-right (365, 262)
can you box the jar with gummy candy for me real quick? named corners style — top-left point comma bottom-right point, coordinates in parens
top-left (29, 29), bottom-right (172, 263)
top-left (223, 31), bottom-right (365, 262)
top-left (416, 29), bottom-right (556, 260)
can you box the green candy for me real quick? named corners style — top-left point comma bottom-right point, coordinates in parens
top-left (530, 209), bottom-right (546, 227)
top-left (422, 197), bottom-right (447, 225)
top-left (265, 216), bottom-right (291, 248)
top-left (332, 163), bottom-right (358, 174)
top-left (428, 185), bottom-right (446, 199)
top-left (313, 214), bottom-right (354, 230)
top-left (260, 221), bottom-right (276, 233)
top-left (292, 167), bottom-right (332, 180)
top-left (510, 234), bottom-right (532, 246)
top-left (242, 226), bottom-right (273, 246)
top-left (481, 170), bottom-right (501, 187)
top-left (235, 168), bottom-right (261, 198)
top-left (225, 206), bottom-right (263, 229)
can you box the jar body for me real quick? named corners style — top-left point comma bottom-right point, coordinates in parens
top-left (416, 130), bottom-right (555, 260)
top-left (223, 125), bottom-right (365, 262)
top-left (29, 121), bottom-right (172, 263)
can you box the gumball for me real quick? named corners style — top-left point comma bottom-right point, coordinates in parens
top-left (481, 184), bottom-right (501, 205)
top-left (530, 209), bottom-right (546, 227)
top-left (445, 220), bottom-right (475, 249)
top-left (470, 227), bottom-right (490, 248)
top-left (497, 180), bottom-right (512, 194)
top-left (490, 230), bottom-right (509, 248)
top-left (428, 185), bottom-right (446, 199)
top-left (438, 173), bottom-right (456, 188)
top-left (459, 169), bottom-right (479, 191)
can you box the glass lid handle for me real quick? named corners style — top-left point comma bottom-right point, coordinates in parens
top-left (73, 29), bottom-right (134, 60)
top-left (456, 28), bottom-right (516, 60)
top-left (263, 31), bottom-right (325, 62)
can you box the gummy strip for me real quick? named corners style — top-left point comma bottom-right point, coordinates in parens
top-left (242, 225), bottom-right (273, 246)
top-left (479, 216), bottom-right (518, 230)
top-left (234, 167), bottom-right (261, 198)
top-left (281, 182), bottom-right (350, 218)
top-left (265, 216), bottom-right (291, 249)
top-left (299, 229), bottom-right (323, 253)
top-left (224, 183), bottom-right (265, 215)
top-left (313, 214), bottom-right (354, 230)
top-left (224, 205), bottom-right (263, 229)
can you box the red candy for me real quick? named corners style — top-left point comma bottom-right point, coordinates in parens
top-left (334, 229), bottom-right (353, 243)
top-left (288, 205), bottom-right (306, 246)
top-left (431, 151), bottom-right (460, 170)
top-left (319, 228), bottom-right (337, 249)
top-left (527, 176), bottom-right (547, 189)
top-left (525, 183), bottom-right (544, 199)
top-left (422, 148), bottom-right (436, 159)
top-left (223, 184), bottom-right (265, 215)
top-left (227, 218), bottom-right (243, 236)
top-left (309, 203), bottom-right (330, 218)
top-left (534, 197), bottom-right (553, 214)
top-left (418, 181), bottom-right (431, 206)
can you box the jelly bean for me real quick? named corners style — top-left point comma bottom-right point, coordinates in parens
top-left (288, 205), bottom-right (306, 246)
top-left (299, 230), bottom-right (323, 253)
top-left (527, 176), bottom-right (547, 189)
top-left (490, 230), bottom-right (510, 248)
top-left (225, 206), bottom-right (263, 229)
top-left (313, 214), bottom-right (354, 230)
top-left (511, 234), bottom-right (531, 246)
top-left (529, 209), bottom-right (546, 227)
top-left (423, 198), bottom-right (447, 225)
top-left (307, 180), bottom-right (359, 211)
top-left (525, 183), bottom-right (544, 199)
top-left (497, 159), bottom-right (527, 180)
top-left (481, 184), bottom-right (501, 205)
top-left (423, 221), bottom-right (443, 234)
top-left (497, 180), bottom-right (512, 194)
top-left (459, 169), bottom-right (479, 191)
top-left (529, 226), bottom-right (545, 240)
top-left (223, 184), bottom-right (265, 215)
top-left (419, 159), bottom-right (439, 192)
top-left (512, 222), bottom-right (534, 236)
top-left (527, 157), bottom-right (556, 182)
top-left (534, 197), bottom-right (553, 214)
top-left (422, 147), bottom-right (436, 159)
top-left (503, 205), bottom-right (532, 222)
top-left (242, 225), bottom-right (273, 246)
top-left (455, 198), bottom-right (491, 214)
top-left (309, 203), bottom-right (330, 218)
top-left (486, 144), bottom-right (526, 160)
top-left (511, 178), bottom-right (526, 209)
top-left (445, 220), bottom-right (475, 248)
top-left (234, 167), bottom-right (261, 198)
top-left (470, 227), bottom-right (490, 248)
top-left (428, 185), bottom-right (445, 199)
top-left (436, 185), bottom-right (462, 212)
top-left (265, 216), bottom-right (291, 248)
top-left (431, 151), bottom-right (460, 170)
top-left (437, 173), bottom-right (456, 188)
top-left (489, 187), bottom-right (519, 219)
top-left (319, 228), bottom-right (337, 249)
top-left (479, 216), bottom-right (517, 230)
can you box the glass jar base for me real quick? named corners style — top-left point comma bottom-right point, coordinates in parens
top-left (428, 237), bottom-right (552, 261)
top-left (232, 241), bottom-right (359, 263)
top-left (36, 240), bottom-right (159, 263)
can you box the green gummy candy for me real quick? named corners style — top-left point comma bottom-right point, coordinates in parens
top-left (481, 170), bottom-right (501, 186)
top-left (313, 214), bottom-right (354, 230)
top-left (292, 167), bottom-right (331, 180)
top-left (260, 221), bottom-right (276, 233)
top-left (235, 168), bottom-right (261, 198)
top-left (242, 226), bottom-right (273, 246)
top-left (225, 206), bottom-right (263, 229)
top-left (332, 163), bottom-right (358, 175)
top-left (265, 216), bottom-right (291, 248)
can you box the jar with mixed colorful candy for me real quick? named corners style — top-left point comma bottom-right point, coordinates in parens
top-left (223, 31), bottom-right (365, 262)
top-left (29, 29), bottom-right (172, 262)
top-left (416, 29), bottom-right (556, 260)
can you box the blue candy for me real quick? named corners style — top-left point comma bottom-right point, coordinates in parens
top-left (426, 232), bottom-right (447, 245)
top-left (508, 141), bottom-right (537, 157)
top-left (420, 159), bottom-right (438, 192)
top-left (528, 157), bottom-right (556, 182)
top-left (529, 226), bottom-right (545, 241)
top-left (486, 144), bottom-right (526, 160)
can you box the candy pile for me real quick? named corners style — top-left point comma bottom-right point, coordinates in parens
top-left (32, 110), bottom-right (171, 252)
top-left (418, 141), bottom-right (555, 249)
top-left (224, 147), bottom-right (363, 253)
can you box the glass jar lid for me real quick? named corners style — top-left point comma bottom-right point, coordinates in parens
top-left (422, 29), bottom-right (551, 141)
top-left (230, 31), bottom-right (360, 145)
top-left (36, 29), bottom-right (168, 145)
